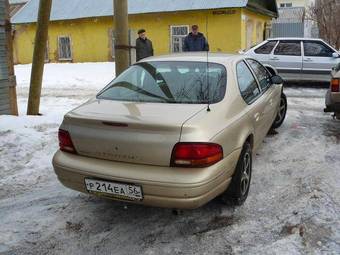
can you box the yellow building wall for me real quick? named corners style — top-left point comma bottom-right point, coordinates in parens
top-left (240, 9), bottom-right (272, 50)
top-left (13, 8), bottom-right (270, 64)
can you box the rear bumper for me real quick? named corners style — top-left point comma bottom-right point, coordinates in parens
top-left (324, 90), bottom-right (340, 112)
top-left (52, 149), bottom-right (241, 209)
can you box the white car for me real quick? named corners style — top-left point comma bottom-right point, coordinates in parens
top-left (245, 38), bottom-right (340, 82)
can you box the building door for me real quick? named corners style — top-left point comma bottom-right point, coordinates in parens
top-left (246, 20), bottom-right (254, 49)
top-left (110, 29), bottom-right (137, 65)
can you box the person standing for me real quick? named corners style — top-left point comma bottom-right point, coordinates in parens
top-left (183, 25), bottom-right (209, 52)
top-left (136, 29), bottom-right (154, 61)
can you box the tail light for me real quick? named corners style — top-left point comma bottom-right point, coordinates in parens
top-left (58, 129), bottom-right (77, 154)
top-left (171, 143), bottom-right (223, 168)
top-left (331, 78), bottom-right (340, 92)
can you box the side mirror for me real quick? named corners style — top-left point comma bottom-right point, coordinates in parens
top-left (332, 52), bottom-right (340, 58)
top-left (271, 75), bottom-right (284, 85)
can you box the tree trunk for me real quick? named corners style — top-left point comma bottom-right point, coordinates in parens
top-left (27, 0), bottom-right (52, 115)
top-left (4, 0), bottom-right (18, 115)
top-left (113, 0), bottom-right (129, 76)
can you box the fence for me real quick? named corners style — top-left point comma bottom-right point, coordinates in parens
top-left (272, 22), bottom-right (305, 38)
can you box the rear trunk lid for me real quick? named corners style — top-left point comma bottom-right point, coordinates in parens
top-left (62, 98), bottom-right (205, 166)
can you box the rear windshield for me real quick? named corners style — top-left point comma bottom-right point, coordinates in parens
top-left (97, 61), bottom-right (227, 104)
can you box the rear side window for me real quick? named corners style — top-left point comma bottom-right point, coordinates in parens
top-left (274, 41), bottom-right (301, 56)
top-left (236, 61), bottom-right (261, 104)
top-left (246, 59), bottom-right (272, 91)
top-left (254, 41), bottom-right (277, 54)
top-left (303, 41), bottom-right (334, 57)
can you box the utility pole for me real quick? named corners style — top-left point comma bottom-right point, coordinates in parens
top-left (113, 0), bottom-right (129, 76)
top-left (27, 0), bottom-right (52, 115)
top-left (4, 0), bottom-right (18, 115)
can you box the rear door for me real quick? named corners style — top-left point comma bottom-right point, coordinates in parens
top-left (236, 60), bottom-right (267, 149)
top-left (302, 40), bottom-right (340, 81)
top-left (251, 40), bottom-right (278, 64)
top-left (246, 58), bottom-right (280, 130)
top-left (269, 40), bottom-right (303, 80)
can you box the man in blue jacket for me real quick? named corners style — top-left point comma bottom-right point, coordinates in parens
top-left (183, 25), bottom-right (209, 52)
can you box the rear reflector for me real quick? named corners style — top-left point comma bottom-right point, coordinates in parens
top-left (58, 129), bottom-right (77, 154)
top-left (331, 78), bottom-right (340, 92)
top-left (171, 143), bottom-right (223, 168)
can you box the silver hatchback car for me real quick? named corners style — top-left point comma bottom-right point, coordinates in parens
top-left (245, 38), bottom-right (340, 82)
top-left (324, 63), bottom-right (340, 119)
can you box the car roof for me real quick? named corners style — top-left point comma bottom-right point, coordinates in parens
top-left (267, 37), bottom-right (324, 41)
top-left (139, 52), bottom-right (244, 65)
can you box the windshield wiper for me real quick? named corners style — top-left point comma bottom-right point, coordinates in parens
top-left (111, 81), bottom-right (173, 103)
top-left (137, 62), bottom-right (175, 100)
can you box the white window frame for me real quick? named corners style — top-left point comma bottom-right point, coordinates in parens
top-left (45, 40), bottom-right (49, 63)
top-left (170, 25), bottom-right (189, 53)
top-left (58, 36), bottom-right (73, 61)
top-left (109, 29), bottom-right (116, 59)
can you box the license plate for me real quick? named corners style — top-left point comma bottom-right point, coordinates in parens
top-left (84, 178), bottom-right (143, 201)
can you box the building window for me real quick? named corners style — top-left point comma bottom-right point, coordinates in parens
top-left (58, 36), bottom-right (72, 60)
top-left (280, 3), bottom-right (293, 8)
top-left (170, 25), bottom-right (189, 53)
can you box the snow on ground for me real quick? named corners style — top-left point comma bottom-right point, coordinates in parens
top-left (15, 62), bottom-right (115, 90)
top-left (0, 63), bottom-right (339, 255)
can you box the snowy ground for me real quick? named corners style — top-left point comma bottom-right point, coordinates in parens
top-left (0, 63), bottom-right (339, 255)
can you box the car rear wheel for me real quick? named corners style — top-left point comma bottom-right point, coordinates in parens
top-left (271, 93), bottom-right (287, 129)
top-left (221, 142), bottom-right (252, 206)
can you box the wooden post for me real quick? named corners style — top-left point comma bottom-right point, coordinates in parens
top-left (27, 0), bottom-right (52, 115)
top-left (4, 0), bottom-right (18, 115)
top-left (114, 0), bottom-right (129, 76)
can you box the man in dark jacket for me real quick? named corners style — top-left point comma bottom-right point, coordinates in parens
top-left (183, 25), bottom-right (209, 52)
top-left (136, 29), bottom-right (154, 61)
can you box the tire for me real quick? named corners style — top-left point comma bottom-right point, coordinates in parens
top-left (221, 142), bottom-right (252, 206)
top-left (271, 93), bottom-right (287, 129)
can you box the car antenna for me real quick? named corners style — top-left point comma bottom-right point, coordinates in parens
top-left (206, 13), bottom-right (211, 112)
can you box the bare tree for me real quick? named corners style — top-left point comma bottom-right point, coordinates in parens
top-left (307, 0), bottom-right (340, 49)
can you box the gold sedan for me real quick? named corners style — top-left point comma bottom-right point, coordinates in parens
top-left (53, 53), bottom-right (287, 209)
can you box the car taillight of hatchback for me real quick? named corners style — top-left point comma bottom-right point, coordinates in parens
top-left (331, 78), bottom-right (340, 92)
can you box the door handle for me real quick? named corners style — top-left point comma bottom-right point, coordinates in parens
top-left (254, 112), bottom-right (260, 122)
top-left (270, 57), bottom-right (279, 61)
top-left (304, 58), bottom-right (313, 62)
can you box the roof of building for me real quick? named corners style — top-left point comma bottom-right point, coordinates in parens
top-left (9, 0), bottom-right (28, 18)
top-left (11, 0), bottom-right (278, 24)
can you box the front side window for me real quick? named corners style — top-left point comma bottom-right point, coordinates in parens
top-left (98, 61), bottom-right (227, 104)
top-left (303, 41), bottom-right (334, 57)
top-left (58, 36), bottom-right (72, 60)
top-left (171, 26), bottom-right (189, 53)
top-left (236, 61), bottom-right (261, 104)
top-left (274, 41), bottom-right (301, 56)
top-left (246, 59), bottom-right (272, 91)
top-left (254, 40), bottom-right (277, 54)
